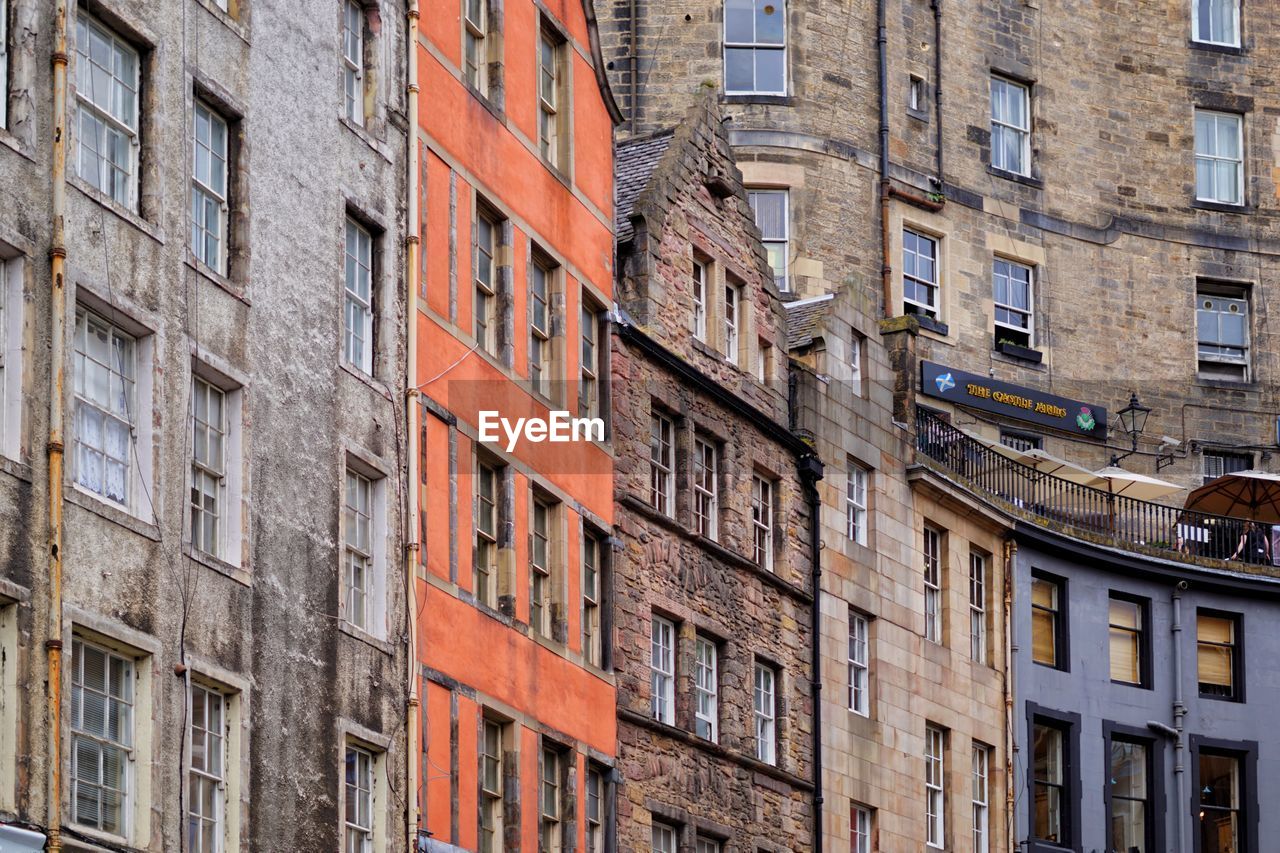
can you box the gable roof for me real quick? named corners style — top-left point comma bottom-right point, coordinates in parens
top-left (614, 130), bottom-right (674, 244)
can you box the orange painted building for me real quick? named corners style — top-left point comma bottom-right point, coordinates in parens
top-left (414, 1), bottom-right (620, 850)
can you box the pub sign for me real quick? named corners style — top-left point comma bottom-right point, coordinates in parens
top-left (920, 361), bottom-right (1108, 439)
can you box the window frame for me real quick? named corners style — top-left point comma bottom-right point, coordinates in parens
top-left (849, 331), bottom-right (863, 395)
top-left (74, 13), bottom-right (141, 209)
top-left (343, 742), bottom-right (375, 853)
top-left (463, 0), bottom-right (490, 95)
top-left (851, 804), bottom-right (872, 853)
top-left (474, 206), bottom-right (501, 355)
top-left (1025, 704), bottom-right (1082, 852)
top-left (972, 743), bottom-right (990, 853)
top-left (537, 23), bottom-right (567, 170)
top-left (190, 375), bottom-right (228, 560)
top-left (751, 474), bottom-right (775, 572)
top-left (649, 411), bottom-right (674, 516)
top-left (752, 660), bottom-right (777, 765)
top-left (993, 257), bottom-right (1034, 347)
top-left (585, 763), bottom-right (606, 853)
top-left (1108, 592), bottom-right (1151, 688)
top-left (341, 0), bottom-right (365, 127)
top-left (846, 461), bottom-right (868, 547)
top-left (343, 217), bottom-right (375, 374)
top-left (529, 491), bottom-right (556, 639)
top-left (0, 0), bottom-right (7, 131)
top-left (1030, 571), bottom-right (1069, 672)
top-left (924, 724), bottom-right (945, 848)
top-left (722, 0), bottom-right (788, 96)
top-left (539, 743), bottom-right (564, 852)
top-left (1202, 450), bottom-right (1251, 485)
top-left (70, 636), bottom-right (137, 839)
top-left (580, 296), bottom-right (604, 422)
top-left (479, 716), bottom-right (506, 853)
top-left (1196, 608), bottom-right (1244, 703)
top-left (1194, 109), bottom-right (1244, 206)
top-left (969, 551), bottom-right (988, 664)
top-left (650, 615), bottom-right (676, 725)
top-left (582, 527), bottom-right (604, 667)
top-left (1189, 735), bottom-right (1258, 853)
top-left (474, 455), bottom-right (502, 610)
top-left (990, 74), bottom-right (1031, 176)
top-left (529, 255), bottom-right (554, 399)
top-left (694, 634), bottom-right (718, 742)
top-left (922, 525), bottom-right (942, 643)
top-left (691, 258), bottom-right (708, 341)
top-left (342, 466), bottom-right (375, 633)
top-left (848, 609), bottom-right (869, 717)
top-left (747, 188), bottom-right (789, 292)
top-left (651, 821), bottom-right (678, 853)
top-left (724, 279), bottom-right (741, 364)
top-left (73, 305), bottom-right (143, 513)
top-left (1192, 0), bottom-right (1241, 48)
top-left (692, 434), bottom-right (719, 540)
top-left (1102, 722), bottom-right (1164, 853)
top-left (1196, 283), bottom-right (1250, 379)
top-left (191, 101), bottom-right (230, 274)
top-left (187, 680), bottom-right (230, 853)
top-left (902, 228), bottom-right (940, 319)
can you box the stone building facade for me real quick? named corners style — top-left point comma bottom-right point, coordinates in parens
top-left (611, 93), bottom-right (820, 853)
top-left (0, 0), bottom-right (410, 849)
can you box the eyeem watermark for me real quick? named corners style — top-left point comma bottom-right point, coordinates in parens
top-left (478, 410), bottom-right (604, 452)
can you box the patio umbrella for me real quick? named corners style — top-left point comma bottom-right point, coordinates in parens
top-left (1184, 470), bottom-right (1280, 524)
top-left (1092, 466), bottom-right (1184, 501)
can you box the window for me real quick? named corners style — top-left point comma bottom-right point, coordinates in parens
top-left (344, 744), bottom-right (374, 853)
top-left (694, 838), bottom-right (721, 853)
top-left (75, 15), bottom-right (140, 208)
top-left (694, 635), bottom-right (718, 741)
top-left (1193, 0), bottom-right (1240, 47)
top-left (753, 662), bottom-right (776, 765)
top-left (188, 683), bottom-right (226, 853)
top-left (1203, 450), bottom-right (1251, 484)
top-left (692, 259), bottom-right (708, 341)
top-left (344, 218), bottom-right (375, 373)
top-left (925, 725), bottom-right (945, 848)
top-left (0, 0), bottom-right (7, 130)
top-left (538, 28), bottom-right (566, 169)
top-left (990, 76), bottom-right (1030, 176)
top-left (539, 746), bottom-right (563, 851)
top-left (848, 610), bottom-right (868, 716)
top-left (846, 462), bottom-right (868, 546)
top-left (903, 229), bottom-right (939, 318)
top-left (1000, 430), bottom-right (1041, 452)
top-left (1197, 286), bottom-right (1249, 380)
top-left (479, 718), bottom-right (505, 853)
top-left (1031, 722), bottom-right (1066, 844)
top-left (650, 616), bottom-right (675, 724)
top-left (475, 209), bottom-right (499, 354)
top-left (649, 412), bottom-right (674, 516)
top-left (191, 102), bottom-right (229, 273)
top-left (724, 281), bottom-right (740, 364)
top-left (1109, 738), bottom-right (1150, 853)
top-left (756, 339), bottom-right (772, 383)
top-left (651, 822), bottom-right (677, 853)
top-left (972, 745), bottom-right (990, 853)
top-left (851, 805), bottom-right (872, 853)
top-left (723, 0), bottom-right (786, 95)
top-left (751, 475), bottom-right (774, 571)
top-left (73, 307), bottom-right (137, 508)
top-left (190, 377), bottom-right (227, 559)
top-left (922, 526), bottom-right (942, 643)
top-left (748, 189), bottom-right (789, 291)
top-left (969, 552), bottom-right (987, 664)
top-left (1195, 110), bottom-right (1243, 205)
top-left (71, 638), bottom-right (134, 835)
top-left (343, 468), bottom-right (374, 632)
top-left (1197, 750), bottom-right (1243, 853)
top-left (582, 530), bottom-right (603, 667)
top-left (530, 258), bottom-right (552, 397)
top-left (1031, 574), bottom-right (1063, 668)
top-left (585, 765), bottom-right (605, 853)
top-left (530, 494), bottom-right (554, 638)
top-left (849, 331), bottom-right (863, 395)
top-left (464, 0), bottom-right (489, 95)
top-left (580, 299), bottom-right (603, 420)
top-left (341, 0), bottom-right (365, 126)
top-left (1197, 610), bottom-right (1241, 700)
top-left (0, 257), bottom-right (14, 460)
top-left (693, 436), bottom-right (718, 540)
top-left (909, 75), bottom-right (924, 112)
top-left (475, 458), bottom-right (500, 609)
top-left (993, 258), bottom-right (1033, 347)
top-left (1109, 595), bottom-right (1146, 686)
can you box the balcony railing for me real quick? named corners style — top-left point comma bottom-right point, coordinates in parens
top-left (914, 408), bottom-right (1269, 566)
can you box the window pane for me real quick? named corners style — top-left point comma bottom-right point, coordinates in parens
top-left (756, 0), bottom-right (784, 43)
top-left (755, 49), bottom-right (785, 92)
top-left (725, 48), bottom-right (754, 91)
top-left (724, 0), bottom-right (754, 42)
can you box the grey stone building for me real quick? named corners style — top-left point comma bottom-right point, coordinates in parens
top-left (610, 92), bottom-right (820, 853)
top-left (0, 0), bottom-right (410, 849)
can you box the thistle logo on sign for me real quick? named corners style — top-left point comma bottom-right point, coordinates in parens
top-left (1076, 407), bottom-right (1096, 432)
top-left (478, 410), bottom-right (605, 452)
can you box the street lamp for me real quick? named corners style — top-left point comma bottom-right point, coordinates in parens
top-left (1111, 392), bottom-right (1152, 466)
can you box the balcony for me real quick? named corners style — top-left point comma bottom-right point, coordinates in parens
top-left (914, 407), bottom-right (1278, 573)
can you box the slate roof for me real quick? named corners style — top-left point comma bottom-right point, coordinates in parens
top-left (785, 295), bottom-right (835, 350)
top-left (614, 130), bottom-right (674, 244)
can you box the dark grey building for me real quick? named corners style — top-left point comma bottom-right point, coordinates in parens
top-left (1012, 528), bottom-right (1280, 853)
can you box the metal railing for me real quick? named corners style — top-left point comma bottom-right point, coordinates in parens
top-left (915, 408), bottom-right (1268, 565)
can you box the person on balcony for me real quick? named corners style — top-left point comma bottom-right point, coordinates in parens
top-left (1230, 521), bottom-right (1272, 565)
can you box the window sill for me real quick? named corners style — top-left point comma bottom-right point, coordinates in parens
top-left (907, 107), bottom-right (930, 124)
top-left (339, 115), bottom-right (394, 164)
top-left (1191, 198), bottom-right (1252, 214)
top-left (987, 165), bottom-right (1042, 189)
top-left (65, 486), bottom-right (160, 542)
top-left (193, 0), bottom-right (251, 43)
top-left (910, 313), bottom-right (949, 337)
top-left (994, 339), bottom-right (1043, 363)
top-left (185, 253), bottom-right (249, 305)
top-left (1195, 376), bottom-right (1256, 392)
top-left (1033, 659), bottom-right (1069, 674)
top-left (463, 84), bottom-right (505, 123)
top-left (60, 826), bottom-right (137, 852)
top-left (69, 177), bottom-right (166, 246)
top-left (339, 361), bottom-right (394, 402)
top-left (0, 125), bottom-right (36, 163)
top-left (184, 542), bottom-right (250, 587)
top-left (1110, 679), bottom-right (1152, 691)
top-left (1197, 691), bottom-right (1242, 704)
top-left (0, 456), bottom-right (33, 484)
top-left (720, 93), bottom-right (792, 106)
top-left (1188, 39), bottom-right (1244, 55)
top-left (338, 620), bottom-right (394, 655)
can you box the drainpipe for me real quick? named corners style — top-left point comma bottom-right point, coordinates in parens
top-left (1002, 539), bottom-right (1017, 853)
top-left (46, 1), bottom-right (70, 850)
top-left (876, 0), bottom-right (891, 319)
top-left (404, 0), bottom-right (422, 848)
top-left (930, 0), bottom-right (944, 189)
top-left (1170, 581), bottom-right (1188, 853)
top-left (800, 455), bottom-right (824, 853)
top-left (629, 0), bottom-right (639, 132)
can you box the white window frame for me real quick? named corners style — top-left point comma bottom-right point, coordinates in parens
top-left (651, 822), bottom-right (678, 853)
top-left (1203, 449), bottom-right (1251, 485)
top-left (923, 526), bottom-right (942, 643)
top-left (0, 0), bottom-right (8, 131)
top-left (1197, 287), bottom-right (1249, 376)
top-left (694, 636), bottom-right (718, 742)
top-left (993, 257), bottom-right (1033, 345)
top-left (990, 75), bottom-right (1031, 176)
top-left (902, 228), bottom-right (939, 318)
top-left (343, 462), bottom-right (387, 638)
top-left (74, 14), bottom-right (140, 209)
top-left (970, 551), bottom-right (987, 664)
top-left (925, 725), bottom-right (946, 848)
top-left (756, 339), bottom-right (772, 383)
top-left (972, 744), bottom-right (990, 853)
top-left (1194, 109), bottom-right (1244, 205)
top-left (475, 457), bottom-right (500, 608)
top-left (530, 258), bottom-right (552, 398)
top-left (908, 75), bottom-right (924, 112)
top-left (341, 0), bottom-right (365, 126)
top-left (752, 475), bottom-right (774, 571)
top-left (649, 412), bottom-right (674, 516)
top-left (650, 616), bottom-right (675, 724)
top-left (693, 435), bottom-right (718, 540)
top-left (71, 637), bottom-right (136, 839)
top-left (538, 28), bottom-right (563, 168)
top-left (753, 662), bottom-right (777, 765)
top-left (723, 0), bottom-right (787, 96)
top-left (582, 530), bottom-right (602, 667)
top-left (724, 282), bottom-right (740, 364)
top-left (530, 493), bottom-right (554, 638)
top-left (580, 299), bottom-right (602, 420)
top-left (846, 462), bottom-right (868, 547)
top-left (188, 682), bottom-right (226, 853)
top-left (748, 189), bottom-right (789, 292)
top-left (849, 332), bottom-right (863, 395)
top-left (479, 718), bottom-right (504, 853)
top-left (343, 743), bottom-right (375, 853)
top-left (464, 0), bottom-right (489, 95)
top-left (191, 102), bottom-right (229, 274)
top-left (692, 258), bottom-right (708, 341)
top-left (475, 209), bottom-right (499, 354)
top-left (848, 610), bottom-right (869, 716)
top-left (190, 376), bottom-right (227, 559)
top-left (852, 804), bottom-right (872, 853)
top-left (585, 765), bottom-right (604, 853)
top-left (1192, 0), bottom-right (1240, 47)
top-left (344, 218), bottom-right (375, 374)
top-left (539, 746), bottom-right (562, 851)
top-left (695, 837), bottom-right (722, 853)
top-left (0, 256), bottom-right (24, 462)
